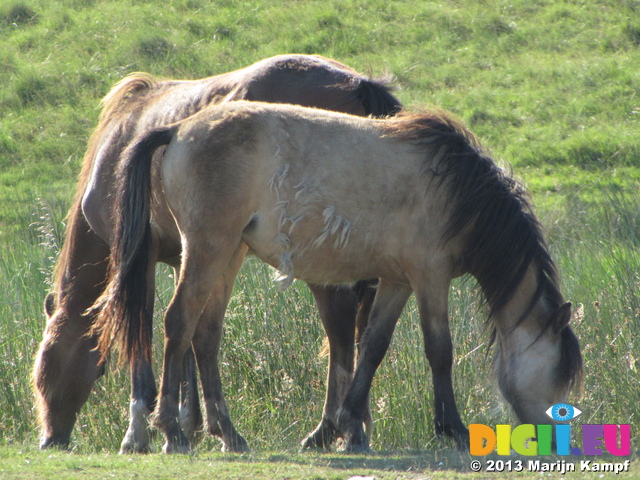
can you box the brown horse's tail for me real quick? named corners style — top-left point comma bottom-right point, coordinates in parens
top-left (354, 76), bottom-right (402, 118)
top-left (90, 126), bottom-right (176, 367)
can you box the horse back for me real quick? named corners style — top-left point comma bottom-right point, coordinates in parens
top-left (81, 55), bottom-right (399, 248)
top-left (224, 54), bottom-right (400, 116)
top-left (161, 102), bottom-right (453, 287)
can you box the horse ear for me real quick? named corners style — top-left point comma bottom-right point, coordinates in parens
top-left (552, 302), bottom-right (572, 334)
top-left (44, 292), bottom-right (56, 318)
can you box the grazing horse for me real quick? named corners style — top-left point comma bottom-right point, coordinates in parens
top-left (32, 55), bottom-right (401, 453)
top-left (94, 101), bottom-right (583, 453)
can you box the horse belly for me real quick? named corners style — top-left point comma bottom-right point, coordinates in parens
top-left (289, 250), bottom-right (378, 286)
top-left (247, 238), bottom-right (378, 287)
top-left (243, 204), bottom-right (407, 288)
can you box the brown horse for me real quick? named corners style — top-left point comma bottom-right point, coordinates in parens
top-left (32, 55), bottom-right (401, 453)
top-left (95, 101), bottom-right (583, 453)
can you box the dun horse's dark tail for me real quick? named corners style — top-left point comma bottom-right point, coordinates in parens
top-left (354, 76), bottom-right (402, 118)
top-left (90, 126), bottom-right (175, 367)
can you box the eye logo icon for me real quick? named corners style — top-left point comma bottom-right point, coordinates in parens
top-left (546, 403), bottom-right (582, 422)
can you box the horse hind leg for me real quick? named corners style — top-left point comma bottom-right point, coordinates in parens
top-left (354, 280), bottom-right (377, 439)
top-left (336, 279), bottom-right (412, 453)
top-left (191, 243), bottom-right (248, 452)
top-left (415, 284), bottom-right (469, 450)
top-left (301, 284), bottom-right (357, 450)
top-left (167, 264), bottom-right (204, 445)
top-left (120, 251), bottom-right (159, 454)
top-left (120, 354), bottom-right (202, 455)
top-left (120, 359), bottom-right (157, 454)
top-left (153, 242), bottom-right (239, 453)
top-left (179, 347), bottom-right (204, 443)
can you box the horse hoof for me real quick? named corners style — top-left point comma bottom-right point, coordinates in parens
top-left (222, 434), bottom-right (249, 453)
top-left (452, 431), bottom-right (470, 451)
top-left (39, 436), bottom-right (70, 450)
top-left (119, 442), bottom-right (152, 455)
top-left (301, 434), bottom-right (330, 451)
top-left (301, 419), bottom-right (337, 451)
top-left (436, 424), bottom-right (470, 450)
top-left (162, 440), bottom-right (191, 454)
top-left (341, 426), bottom-right (371, 454)
top-left (343, 439), bottom-right (371, 454)
top-left (301, 435), bottom-right (330, 451)
top-left (119, 431), bottom-right (152, 454)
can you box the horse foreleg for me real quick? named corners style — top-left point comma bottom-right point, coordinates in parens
top-left (302, 285), bottom-right (357, 450)
top-left (336, 280), bottom-right (412, 453)
top-left (415, 285), bottom-right (469, 449)
top-left (191, 243), bottom-right (248, 453)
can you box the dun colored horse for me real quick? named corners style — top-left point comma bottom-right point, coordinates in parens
top-left (32, 55), bottom-right (401, 453)
top-left (95, 101), bottom-right (583, 453)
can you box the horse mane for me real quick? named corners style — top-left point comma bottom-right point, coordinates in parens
top-left (99, 73), bottom-right (159, 121)
top-left (382, 110), bottom-right (559, 314)
top-left (382, 110), bottom-right (582, 391)
top-left (51, 73), bottom-right (160, 304)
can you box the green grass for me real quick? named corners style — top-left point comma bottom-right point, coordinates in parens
top-left (0, 0), bottom-right (639, 476)
top-left (0, 446), bottom-right (638, 480)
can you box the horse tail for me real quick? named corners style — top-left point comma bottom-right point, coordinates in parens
top-left (354, 76), bottom-right (402, 118)
top-left (90, 126), bottom-right (176, 367)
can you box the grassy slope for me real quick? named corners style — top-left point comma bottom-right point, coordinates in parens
top-left (1, 0), bottom-right (639, 223)
top-left (0, 0), bottom-right (639, 465)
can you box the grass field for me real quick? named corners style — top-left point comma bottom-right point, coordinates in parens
top-left (0, 0), bottom-right (639, 478)
top-left (1, 446), bottom-right (639, 480)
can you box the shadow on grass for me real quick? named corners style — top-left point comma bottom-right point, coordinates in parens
top-left (213, 447), bottom-right (473, 474)
top-left (209, 446), bottom-right (640, 477)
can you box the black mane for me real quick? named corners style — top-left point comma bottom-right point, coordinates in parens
top-left (382, 110), bottom-right (582, 391)
top-left (382, 111), bottom-right (562, 318)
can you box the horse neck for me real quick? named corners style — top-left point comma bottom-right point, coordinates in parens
top-left (491, 263), bottom-right (549, 345)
